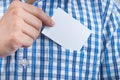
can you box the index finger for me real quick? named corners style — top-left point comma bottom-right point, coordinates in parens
top-left (14, 1), bottom-right (55, 26)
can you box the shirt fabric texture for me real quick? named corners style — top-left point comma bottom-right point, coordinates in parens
top-left (0, 0), bottom-right (120, 80)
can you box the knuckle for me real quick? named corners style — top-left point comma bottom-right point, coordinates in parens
top-left (24, 40), bottom-right (33, 47)
top-left (39, 21), bottom-right (42, 26)
top-left (11, 7), bottom-right (22, 16)
top-left (13, 18), bottom-right (21, 28)
top-left (36, 21), bottom-right (42, 29)
top-left (31, 31), bottom-right (39, 40)
top-left (34, 31), bottom-right (39, 39)
top-left (10, 34), bottom-right (19, 44)
top-left (36, 8), bottom-right (42, 14)
top-left (36, 8), bottom-right (44, 17)
top-left (9, 33), bottom-right (21, 50)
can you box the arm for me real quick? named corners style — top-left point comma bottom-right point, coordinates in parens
top-left (0, 0), bottom-right (54, 57)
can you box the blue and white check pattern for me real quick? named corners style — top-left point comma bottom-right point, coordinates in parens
top-left (0, 0), bottom-right (120, 80)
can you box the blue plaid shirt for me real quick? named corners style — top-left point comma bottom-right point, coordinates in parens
top-left (0, 0), bottom-right (120, 80)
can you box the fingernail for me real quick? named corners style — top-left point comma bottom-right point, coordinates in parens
top-left (51, 20), bottom-right (55, 26)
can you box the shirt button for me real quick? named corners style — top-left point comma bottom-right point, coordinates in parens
top-left (19, 59), bottom-right (29, 68)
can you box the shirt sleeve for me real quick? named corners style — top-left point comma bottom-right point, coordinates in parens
top-left (100, 0), bottom-right (120, 79)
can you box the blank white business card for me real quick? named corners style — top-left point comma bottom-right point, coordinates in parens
top-left (42, 8), bottom-right (92, 50)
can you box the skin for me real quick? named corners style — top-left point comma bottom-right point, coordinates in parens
top-left (0, 0), bottom-right (54, 57)
top-left (26, 0), bottom-right (36, 4)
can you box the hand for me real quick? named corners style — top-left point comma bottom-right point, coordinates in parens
top-left (0, 0), bottom-right (54, 57)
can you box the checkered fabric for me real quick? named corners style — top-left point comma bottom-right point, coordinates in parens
top-left (0, 0), bottom-right (120, 80)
